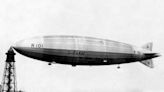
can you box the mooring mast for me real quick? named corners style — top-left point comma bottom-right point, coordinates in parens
top-left (1, 47), bottom-right (17, 92)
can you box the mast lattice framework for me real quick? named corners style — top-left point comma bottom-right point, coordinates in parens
top-left (1, 47), bottom-right (17, 92)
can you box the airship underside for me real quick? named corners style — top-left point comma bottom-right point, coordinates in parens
top-left (13, 35), bottom-right (160, 68)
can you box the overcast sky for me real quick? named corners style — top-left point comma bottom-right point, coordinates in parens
top-left (0, 0), bottom-right (164, 92)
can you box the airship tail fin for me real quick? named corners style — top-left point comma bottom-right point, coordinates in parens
top-left (140, 59), bottom-right (154, 68)
top-left (142, 42), bottom-right (153, 51)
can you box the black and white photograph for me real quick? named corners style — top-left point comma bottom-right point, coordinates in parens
top-left (0, 0), bottom-right (163, 92)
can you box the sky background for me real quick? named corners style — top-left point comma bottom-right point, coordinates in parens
top-left (0, 0), bottom-right (164, 92)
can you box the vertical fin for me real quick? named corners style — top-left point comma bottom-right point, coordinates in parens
top-left (142, 42), bottom-right (153, 51)
top-left (140, 59), bottom-right (154, 68)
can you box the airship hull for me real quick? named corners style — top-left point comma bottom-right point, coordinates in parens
top-left (13, 35), bottom-right (160, 67)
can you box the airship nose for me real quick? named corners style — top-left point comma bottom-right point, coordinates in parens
top-left (13, 39), bottom-right (31, 48)
top-left (12, 36), bottom-right (44, 58)
top-left (13, 36), bottom-right (43, 48)
top-left (12, 39), bottom-right (31, 54)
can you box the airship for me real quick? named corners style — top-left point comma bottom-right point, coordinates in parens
top-left (13, 35), bottom-right (160, 68)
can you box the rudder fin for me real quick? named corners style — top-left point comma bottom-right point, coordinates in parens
top-left (142, 42), bottom-right (153, 51)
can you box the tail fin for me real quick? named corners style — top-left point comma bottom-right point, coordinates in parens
top-left (142, 42), bottom-right (153, 51)
top-left (141, 42), bottom-right (154, 68)
top-left (140, 59), bottom-right (154, 68)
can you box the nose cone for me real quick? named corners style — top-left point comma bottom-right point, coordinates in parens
top-left (13, 36), bottom-right (44, 54)
top-left (14, 39), bottom-right (30, 48)
top-left (13, 36), bottom-right (43, 48)
top-left (13, 38), bottom-right (32, 55)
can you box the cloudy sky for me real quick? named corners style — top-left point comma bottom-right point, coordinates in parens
top-left (0, 0), bottom-right (164, 92)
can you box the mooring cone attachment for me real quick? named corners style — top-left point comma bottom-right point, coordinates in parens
top-left (6, 47), bottom-right (16, 62)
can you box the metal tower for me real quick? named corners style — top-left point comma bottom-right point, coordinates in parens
top-left (1, 47), bottom-right (17, 92)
